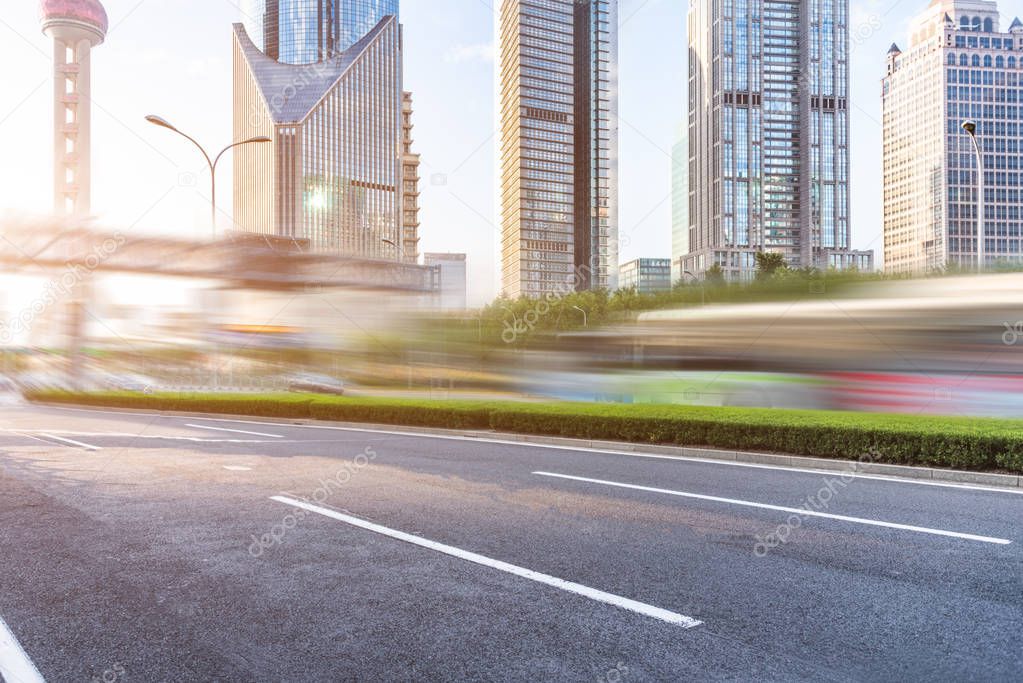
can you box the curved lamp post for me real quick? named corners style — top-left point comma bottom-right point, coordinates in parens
top-left (962, 120), bottom-right (985, 270)
top-left (571, 305), bottom-right (588, 327)
top-left (684, 269), bottom-right (706, 306)
top-left (145, 115), bottom-right (271, 239)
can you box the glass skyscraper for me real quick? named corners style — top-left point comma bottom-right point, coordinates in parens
top-left (233, 1), bottom-right (415, 260)
top-left (882, 0), bottom-right (1023, 273)
top-left (242, 0), bottom-right (399, 65)
top-left (498, 0), bottom-right (619, 298)
top-left (685, 0), bottom-right (872, 281)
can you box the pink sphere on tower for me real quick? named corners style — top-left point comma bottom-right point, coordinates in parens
top-left (40, 0), bottom-right (108, 43)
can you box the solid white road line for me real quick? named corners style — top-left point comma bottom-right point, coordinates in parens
top-left (270, 495), bottom-right (703, 629)
top-left (222, 465), bottom-right (252, 471)
top-left (185, 423), bottom-right (283, 438)
top-left (1, 430), bottom-right (273, 445)
top-left (160, 414), bottom-right (1023, 497)
top-left (37, 433), bottom-right (101, 451)
top-left (35, 405), bottom-right (1023, 496)
top-left (0, 614), bottom-right (45, 683)
top-left (534, 472), bottom-right (1014, 546)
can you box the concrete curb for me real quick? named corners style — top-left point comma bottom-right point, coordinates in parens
top-left (32, 401), bottom-right (1023, 490)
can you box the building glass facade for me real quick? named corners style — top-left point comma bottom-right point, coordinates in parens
top-left (686, 0), bottom-right (870, 280)
top-left (498, 0), bottom-right (619, 299)
top-left (619, 258), bottom-right (672, 293)
top-left (233, 5), bottom-right (413, 260)
top-left (243, 0), bottom-right (399, 65)
top-left (882, 0), bottom-right (1023, 273)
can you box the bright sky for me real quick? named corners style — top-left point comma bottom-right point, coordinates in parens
top-left (2, 0), bottom-right (1020, 304)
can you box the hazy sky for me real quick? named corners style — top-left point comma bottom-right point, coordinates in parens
top-left (2, 0), bottom-right (1021, 303)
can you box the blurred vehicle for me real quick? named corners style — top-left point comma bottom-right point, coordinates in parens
top-left (0, 374), bottom-right (21, 402)
top-left (286, 373), bottom-right (345, 395)
top-left (101, 373), bottom-right (160, 393)
top-left (553, 273), bottom-right (1023, 417)
top-left (15, 372), bottom-right (74, 393)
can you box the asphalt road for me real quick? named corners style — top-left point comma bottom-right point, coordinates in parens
top-left (0, 401), bottom-right (1020, 682)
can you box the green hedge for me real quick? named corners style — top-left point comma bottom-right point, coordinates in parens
top-left (26, 391), bottom-right (1023, 474)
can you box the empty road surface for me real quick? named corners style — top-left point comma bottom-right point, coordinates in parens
top-left (0, 401), bottom-right (1020, 681)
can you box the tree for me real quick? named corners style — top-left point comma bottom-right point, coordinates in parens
top-left (755, 251), bottom-right (788, 280)
top-left (705, 264), bottom-right (726, 286)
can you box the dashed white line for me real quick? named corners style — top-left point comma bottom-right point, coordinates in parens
top-left (0, 614), bottom-right (45, 683)
top-left (38, 433), bottom-right (102, 451)
top-left (271, 495), bottom-right (703, 629)
top-left (533, 472), bottom-right (1014, 546)
top-left (222, 465), bottom-right (252, 471)
top-left (185, 423), bottom-right (284, 439)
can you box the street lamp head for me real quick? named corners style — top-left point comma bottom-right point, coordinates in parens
top-left (145, 114), bottom-right (177, 132)
top-left (248, 136), bottom-right (272, 144)
top-left (962, 120), bottom-right (977, 136)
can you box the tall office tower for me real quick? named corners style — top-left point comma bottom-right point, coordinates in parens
top-left (234, 1), bottom-right (414, 259)
top-left (685, 0), bottom-right (872, 281)
top-left (401, 91), bottom-right (421, 263)
top-left (242, 0), bottom-right (399, 64)
top-left (498, 0), bottom-right (619, 299)
top-left (882, 1), bottom-right (1023, 273)
top-left (671, 125), bottom-right (689, 284)
top-left (40, 0), bottom-right (108, 217)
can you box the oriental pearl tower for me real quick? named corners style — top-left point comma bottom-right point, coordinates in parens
top-left (40, 0), bottom-right (107, 217)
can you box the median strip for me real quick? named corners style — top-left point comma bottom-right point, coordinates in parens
top-left (26, 391), bottom-right (1023, 474)
top-left (270, 495), bottom-right (703, 629)
top-left (533, 472), bottom-right (1014, 546)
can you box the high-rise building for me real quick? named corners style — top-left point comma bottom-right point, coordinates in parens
top-left (619, 258), bottom-right (672, 293)
top-left (233, 1), bottom-right (417, 260)
top-left (685, 0), bottom-right (872, 281)
top-left (671, 125), bottom-right (689, 284)
top-left (424, 253), bottom-right (468, 310)
top-left (40, 0), bottom-right (108, 218)
top-left (497, 0), bottom-right (619, 299)
top-left (882, 0), bottom-right (1023, 273)
top-left (401, 91), bottom-right (421, 264)
top-left (242, 0), bottom-right (399, 65)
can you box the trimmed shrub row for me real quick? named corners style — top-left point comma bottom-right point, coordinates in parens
top-left (26, 391), bottom-right (1023, 474)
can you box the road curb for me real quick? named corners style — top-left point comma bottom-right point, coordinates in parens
top-left (31, 402), bottom-right (1023, 490)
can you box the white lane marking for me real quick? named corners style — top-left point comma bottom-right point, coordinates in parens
top-left (35, 405), bottom-right (1023, 496)
top-left (38, 433), bottom-right (101, 451)
top-left (0, 614), bottom-right (45, 683)
top-left (169, 416), bottom-right (1023, 497)
top-left (223, 465), bottom-right (252, 471)
top-left (0, 430), bottom-right (273, 445)
top-left (186, 423), bottom-right (283, 438)
top-left (534, 472), bottom-right (1014, 546)
top-left (271, 495), bottom-right (703, 629)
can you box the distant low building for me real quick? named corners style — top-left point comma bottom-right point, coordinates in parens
top-left (424, 253), bottom-right (468, 310)
top-left (619, 258), bottom-right (672, 293)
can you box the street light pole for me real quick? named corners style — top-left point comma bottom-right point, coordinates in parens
top-left (571, 305), bottom-right (588, 327)
top-left (145, 115), bottom-right (271, 239)
top-left (684, 270), bottom-right (706, 306)
top-left (962, 120), bottom-right (985, 270)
